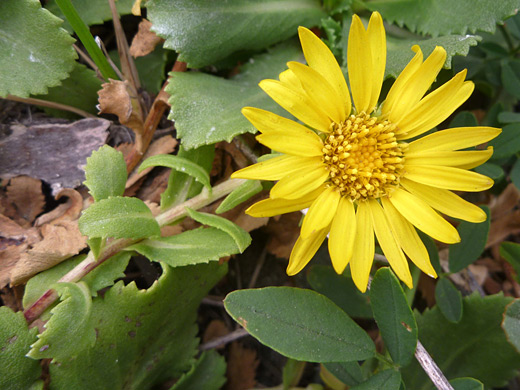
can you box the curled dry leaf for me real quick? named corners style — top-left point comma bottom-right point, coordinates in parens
top-left (98, 79), bottom-right (144, 135)
top-left (4, 176), bottom-right (45, 228)
top-left (129, 19), bottom-right (164, 58)
top-left (226, 342), bottom-right (259, 390)
top-left (487, 184), bottom-right (520, 248)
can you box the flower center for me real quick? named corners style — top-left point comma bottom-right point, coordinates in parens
top-left (322, 113), bottom-right (405, 201)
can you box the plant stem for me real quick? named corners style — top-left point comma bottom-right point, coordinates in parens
top-left (415, 341), bottom-right (454, 390)
top-left (24, 177), bottom-right (247, 324)
top-left (6, 95), bottom-right (96, 118)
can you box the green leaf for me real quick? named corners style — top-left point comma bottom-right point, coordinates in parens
top-left (34, 62), bottom-right (102, 118)
top-left (370, 267), bottom-right (417, 367)
top-left (47, 262), bottom-right (227, 389)
top-left (350, 370), bottom-right (401, 390)
top-left (127, 227), bottom-right (243, 267)
top-left (501, 59), bottom-right (520, 99)
top-left (283, 359), bottom-right (306, 389)
top-left (28, 282), bottom-right (96, 361)
top-left (0, 0), bottom-right (76, 98)
top-left (167, 41), bottom-right (302, 149)
top-left (79, 196), bottom-right (160, 239)
top-left (367, 0), bottom-right (518, 37)
top-left (419, 231), bottom-right (441, 276)
top-left (449, 111), bottom-right (478, 128)
top-left (307, 265), bottom-right (372, 319)
top-left (224, 287), bottom-right (375, 363)
top-left (0, 307), bottom-right (42, 390)
top-left (500, 242), bottom-right (520, 283)
top-left (323, 362), bottom-right (364, 386)
top-left (502, 299), bottom-right (520, 354)
top-left (186, 208), bottom-right (251, 253)
top-left (450, 378), bottom-right (484, 390)
top-left (216, 180), bottom-right (263, 214)
top-left (401, 293), bottom-right (520, 389)
top-left (170, 350), bottom-right (227, 390)
top-left (448, 206), bottom-right (490, 273)
top-left (161, 145), bottom-right (215, 210)
top-left (87, 237), bottom-right (104, 259)
top-left (435, 277), bottom-right (463, 323)
top-left (386, 34), bottom-right (480, 78)
top-left (139, 154), bottom-right (211, 192)
top-left (473, 163), bottom-right (504, 181)
top-left (498, 111), bottom-right (520, 124)
top-left (489, 123), bottom-right (520, 160)
top-left (511, 159), bottom-right (520, 191)
top-left (146, 0), bottom-right (325, 68)
top-left (84, 145), bottom-right (128, 202)
top-left (82, 252), bottom-right (132, 297)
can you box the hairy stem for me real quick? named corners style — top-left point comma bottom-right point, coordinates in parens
top-left (415, 341), bottom-right (454, 390)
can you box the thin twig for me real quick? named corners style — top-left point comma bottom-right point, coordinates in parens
top-left (73, 44), bottom-right (101, 79)
top-left (6, 95), bottom-right (96, 118)
top-left (199, 328), bottom-right (249, 350)
top-left (415, 341), bottom-right (454, 390)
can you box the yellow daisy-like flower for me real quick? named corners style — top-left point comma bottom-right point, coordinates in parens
top-left (231, 12), bottom-right (501, 292)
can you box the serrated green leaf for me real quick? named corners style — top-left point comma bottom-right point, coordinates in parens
top-left (370, 267), bottom-right (417, 367)
top-left (34, 62), bottom-right (102, 119)
top-left (82, 252), bottom-right (132, 297)
top-left (146, 0), bottom-right (325, 68)
top-left (0, 0), bottom-right (76, 98)
top-left (350, 369), bottom-right (401, 390)
top-left (503, 299), bottom-right (520, 354)
top-left (450, 378), bottom-right (484, 390)
top-left (84, 145), bottom-right (128, 202)
top-left (79, 196), bottom-right (160, 239)
top-left (473, 163), bottom-right (504, 181)
top-left (170, 350), bottom-right (226, 390)
top-left (46, 0), bottom-right (135, 29)
top-left (489, 123), bottom-right (520, 160)
top-left (186, 208), bottom-right (251, 253)
top-left (323, 361), bottom-right (364, 386)
top-left (435, 277), bottom-right (463, 323)
top-left (127, 227), bottom-right (242, 267)
top-left (367, 0), bottom-right (518, 37)
top-left (167, 41), bottom-right (302, 149)
top-left (216, 180), bottom-right (263, 214)
top-left (224, 287), bottom-right (375, 363)
top-left (0, 307), bottom-right (41, 390)
top-left (28, 282), bottom-right (95, 361)
top-left (47, 262), bottom-right (227, 389)
top-left (307, 265), bottom-right (372, 319)
top-left (139, 154), bottom-right (211, 192)
top-left (449, 206), bottom-right (490, 273)
top-left (500, 242), bottom-right (520, 283)
top-left (401, 293), bottom-right (520, 388)
top-left (161, 145), bottom-right (215, 210)
top-left (386, 34), bottom-right (480, 78)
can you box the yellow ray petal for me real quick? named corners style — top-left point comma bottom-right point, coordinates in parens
top-left (270, 164), bottom-right (329, 199)
top-left (403, 165), bottom-right (493, 192)
top-left (350, 201), bottom-right (375, 292)
top-left (328, 197), bottom-right (356, 274)
top-left (404, 148), bottom-right (494, 169)
top-left (368, 199), bottom-right (413, 288)
top-left (246, 187), bottom-right (325, 217)
top-left (298, 26), bottom-right (351, 116)
top-left (287, 227), bottom-right (330, 275)
top-left (256, 131), bottom-right (323, 157)
top-left (348, 14), bottom-right (372, 114)
top-left (400, 178), bottom-right (487, 223)
top-left (288, 61), bottom-right (345, 123)
top-left (406, 126), bottom-right (502, 153)
top-left (388, 188), bottom-right (460, 244)
top-left (259, 79), bottom-right (331, 132)
top-left (381, 197), bottom-right (437, 277)
top-left (382, 45), bottom-right (423, 117)
top-left (279, 69), bottom-right (303, 93)
top-left (301, 187), bottom-right (341, 239)
top-left (366, 12), bottom-right (386, 113)
top-left (388, 46), bottom-right (446, 124)
top-left (231, 155), bottom-right (323, 180)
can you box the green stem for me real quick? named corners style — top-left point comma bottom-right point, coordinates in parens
top-left (374, 352), bottom-right (395, 368)
top-left (55, 0), bottom-right (118, 80)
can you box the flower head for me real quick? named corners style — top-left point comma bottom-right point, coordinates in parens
top-left (231, 12), bottom-right (501, 292)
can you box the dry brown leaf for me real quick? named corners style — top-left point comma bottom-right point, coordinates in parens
top-left (487, 210), bottom-right (520, 248)
top-left (98, 79), bottom-right (144, 135)
top-left (136, 168), bottom-right (170, 204)
top-left (202, 319), bottom-right (230, 349)
top-left (225, 342), bottom-right (259, 390)
top-left (489, 183), bottom-right (520, 219)
top-left (4, 176), bottom-right (45, 227)
top-left (265, 212), bottom-right (302, 259)
top-left (35, 188), bottom-right (83, 226)
top-left (129, 19), bottom-right (164, 58)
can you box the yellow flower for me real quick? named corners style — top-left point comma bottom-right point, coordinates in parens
top-left (231, 12), bottom-right (501, 292)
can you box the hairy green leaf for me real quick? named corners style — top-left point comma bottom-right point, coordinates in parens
top-left (79, 197), bottom-right (160, 239)
top-left (0, 307), bottom-right (42, 390)
top-left (186, 208), bottom-right (251, 253)
top-left (435, 277), bottom-right (463, 323)
top-left (84, 146), bottom-right (128, 202)
top-left (502, 300), bottom-right (520, 354)
top-left (146, 0), bottom-right (325, 68)
top-left (170, 350), bottom-right (226, 390)
top-left (350, 369), bottom-right (401, 390)
top-left (216, 180), bottom-right (263, 214)
top-left (224, 287), bottom-right (375, 362)
top-left (0, 0), bottom-right (76, 98)
top-left (167, 42), bottom-right (302, 149)
top-left (370, 268), bottom-right (417, 367)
